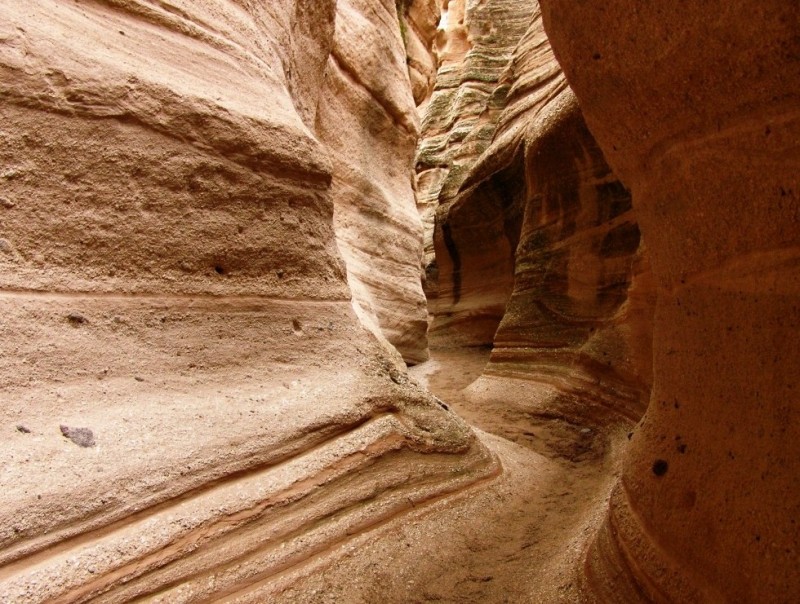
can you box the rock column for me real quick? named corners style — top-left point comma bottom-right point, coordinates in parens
top-left (541, 1), bottom-right (800, 600)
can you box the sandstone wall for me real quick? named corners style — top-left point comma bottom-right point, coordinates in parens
top-left (400, 0), bottom-right (441, 106)
top-left (415, 0), bottom-right (537, 324)
top-left (0, 1), bottom-right (494, 600)
top-left (320, 0), bottom-right (433, 365)
top-left (541, 1), bottom-right (800, 601)
top-left (418, 3), bottom-right (653, 423)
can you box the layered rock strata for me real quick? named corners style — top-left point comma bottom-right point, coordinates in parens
top-left (322, 0), bottom-right (434, 365)
top-left (541, 1), bottom-right (800, 601)
top-left (419, 3), bottom-right (653, 423)
top-left (0, 1), bottom-right (494, 600)
top-left (415, 0), bottom-right (537, 319)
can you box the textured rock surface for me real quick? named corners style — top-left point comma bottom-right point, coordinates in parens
top-left (415, 0), bottom-right (536, 323)
top-left (320, 0), bottom-right (431, 365)
top-left (0, 1), bottom-right (494, 600)
top-left (541, 1), bottom-right (800, 601)
top-left (419, 3), bottom-right (653, 423)
top-left (400, 0), bottom-right (441, 106)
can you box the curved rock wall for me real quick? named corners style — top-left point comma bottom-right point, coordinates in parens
top-left (320, 0), bottom-right (432, 364)
top-left (0, 1), bottom-right (494, 600)
top-left (415, 0), bottom-right (537, 325)
top-left (418, 3), bottom-right (653, 422)
top-left (541, 1), bottom-right (800, 601)
top-left (399, 0), bottom-right (441, 106)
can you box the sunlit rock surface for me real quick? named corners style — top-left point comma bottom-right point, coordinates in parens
top-left (0, 1), bottom-right (494, 600)
top-left (321, 0), bottom-right (432, 365)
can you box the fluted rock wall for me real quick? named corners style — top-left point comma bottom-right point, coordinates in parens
top-left (320, 0), bottom-right (432, 365)
top-left (418, 2), bottom-right (653, 421)
top-left (541, 1), bottom-right (800, 601)
top-left (0, 1), bottom-right (495, 600)
top-left (399, 0), bottom-right (441, 106)
top-left (415, 0), bottom-right (537, 320)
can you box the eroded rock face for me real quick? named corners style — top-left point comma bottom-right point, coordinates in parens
top-left (399, 0), bottom-right (441, 106)
top-left (416, 0), bottom-right (537, 329)
top-left (320, 0), bottom-right (431, 365)
top-left (0, 1), bottom-right (494, 600)
top-left (541, 1), bottom-right (800, 601)
top-left (418, 3), bottom-right (653, 423)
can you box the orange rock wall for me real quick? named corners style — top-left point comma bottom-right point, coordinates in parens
top-left (417, 3), bottom-right (653, 421)
top-left (416, 0), bottom-right (537, 334)
top-left (321, 0), bottom-right (433, 364)
top-left (0, 1), bottom-right (494, 600)
top-left (541, 0), bottom-right (800, 601)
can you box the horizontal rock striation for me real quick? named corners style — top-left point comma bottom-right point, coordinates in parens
top-left (322, 0), bottom-right (432, 365)
top-left (0, 0), bottom-right (493, 600)
top-left (418, 2), bottom-right (653, 423)
top-left (541, 0), bottom-right (800, 601)
top-left (415, 0), bottom-right (537, 328)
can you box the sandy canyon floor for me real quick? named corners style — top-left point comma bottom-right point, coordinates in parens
top-left (264, 346), bottom-right (631, 603)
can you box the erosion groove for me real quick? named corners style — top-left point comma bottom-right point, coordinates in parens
top-left (0, 413), bottom-right (498, 603)
top-left (0, 411), bottom-right (388, 572)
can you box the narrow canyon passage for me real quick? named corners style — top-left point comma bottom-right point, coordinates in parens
top-left (267, 345), bottom-right (633, 603)
top-left (0, 0), bottom-right (796, 601)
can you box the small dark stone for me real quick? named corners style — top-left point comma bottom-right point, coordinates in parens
top-left (67, 312), bottom-right (87, 326)
top-left (627, 432), bottom-right (634, 440)
top-left (437, 400), bottom-right (449, 411)
top-left (16, 424), bottom-right (31, 434)
top-left (652, 459), bottom-right (669, 476)
top-left (60, 425), bottom-right (96, 448)
top-left (134, 376), bottom-right (145, 382)
top-left (677, 444), bottom-right (687, 454)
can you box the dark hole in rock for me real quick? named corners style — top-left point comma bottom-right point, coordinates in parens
top-left (67, 312), bottom-right (87, 326)
top-left (652, 459), bottom-right (669, 476)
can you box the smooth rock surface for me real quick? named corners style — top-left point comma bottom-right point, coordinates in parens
top-left (321, 0), bottom-right (432, 365)
top-left (541, 1), bottom-right (800, 601)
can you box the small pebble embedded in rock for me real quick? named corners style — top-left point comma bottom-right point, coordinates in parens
top-left (16, 424), bottom-right (31, 434)
top-left (60, 425), bottom-right (96, 448)
top-left (67, 312), bottom-right (88, 326)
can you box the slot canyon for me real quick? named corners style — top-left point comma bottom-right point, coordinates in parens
top-left (0, 0), bottom-right (797, 602)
